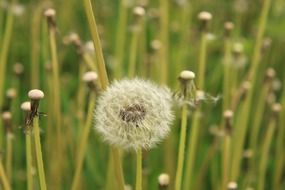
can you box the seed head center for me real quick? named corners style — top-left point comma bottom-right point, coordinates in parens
top-left (119, 104), bottom-right (146, 124)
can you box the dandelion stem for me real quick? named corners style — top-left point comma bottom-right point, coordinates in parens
top-left (5, 133), bottom-right (13, 181)
top-left (26, 130), bottom-right (34, 190)
top-left (136, 148), bottom-right (142, 190)
top-left (128, 30), bottom-right (139, 78)
top-left (71, 92), bottom-right (96, 190)
top-left (230, 0), bottom-right (272, 180)
top-left (83, 0), bottom-right (109, 89)
top-left (222, 38), bottom-right (232, 111)
top-left (175, 104), bottom-right (188, 190)
top-left (198, 32), bottom-right (208, 90)
top-left (183, 111), bottom-right (200, 190)
top-left (0, 159), bottom-right (10, 190)
top-left (114, 0), bottom-right (128, 77)
top-left (111, 147), bottom-right (125, 190)
top-left (257, 116), bottom-right (276, 190)
top-left (33, 116), bottom-right (47, 190)
top-left (159, 0), bottom-right (169, 84)
top-left (0, 0), bottom-right (14, 112)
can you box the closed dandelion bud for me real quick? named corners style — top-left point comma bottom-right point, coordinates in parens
top-left (2, 111), bottom-right (12, 133)
top-left (44, 8), bottom-right (57, 30)
top-left (83, 71), bottom-right (98, 91)
top-left (198, 11), bottom-right (212, 32)
top-left (94, 78), bottom-right (174, 150)
top-left (224, 22), bottom-right (234, 37)
top-left (158, 173), bottom-right (170, 189)
top-left (227, 181), bottom-right (238, 190)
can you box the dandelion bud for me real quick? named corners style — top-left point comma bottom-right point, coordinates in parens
top-left (177, 70), bottom-right (197, 103)
top-left (13, 63), bottom-right (24, 76)
top-left (198, 11), bottom-right (212, 21)
top-left (27, 89), bottom-right (44, 125)
top-left (83, 71), bottom-right (98, 91)
top-left (44, 8), bottom-right (57, 30)
top-left (227, 181), bottom-right (238, 190)
top-left (232, 43), bottom-right (244, 57)
top-left (133, 6), bottom-right (145, 17)
top-left (272, 103), bottom-right (281, 118)
top-left (6, 88), bottom-right (17, 99)
top-left (179, 70), bottom-right (195, 81)
top-left (21, 102), bottom-right (31, 112)
top-left (265, 68), bottom-right (275, 82)
top-left (94, 79), bottom-right (174, 150)
top-left (44, 8), bottom-right (56, 18)
top-left (28, 89), bottom-right (44, 100)
top-left (198, 11), bottom-right (212, 32)
top-left (158, 173), bottom-right (170, 188)
top-left (2, 111), bottom-right (12, 133)
top-left (224, 22), bottom-right (234, 37)
top-left (151, 39), bottom-right (162, 51)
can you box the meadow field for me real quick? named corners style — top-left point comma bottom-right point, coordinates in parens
top-left (0, 0), bottom-right (284, 189)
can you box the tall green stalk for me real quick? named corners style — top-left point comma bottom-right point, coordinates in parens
top-left (136, 148), bottom-right (142, 190)
top-left (257, 111), bottom-right (277, 190)
top-left (0, 159), bottom-right (11, 190)
top-left (114, 0), bottom-right (128, 78)
top-left (230, 0), bottom-right (272, 180)
top-left (175, 105), bottom-right (188, 190)
top-left (71, 92), bottom-right (96, 190)
top-left (82, 1), bottom-right (125, 190)
top-left (26, 130), bottom-right (34, 190)
top-left (33, 116), bottom-right (47, 190)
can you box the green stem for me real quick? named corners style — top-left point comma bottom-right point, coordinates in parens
top-left (223, 38), bottom-right (232, 111)
top-left (257, 117), bottom-right (276, 190)
top-left (183, 110), bottom-right (200, 190)
top-left (128, 29), bottom-right (139, 78)
top-left (222, 135), bottom-right (231, 190)
top-left (83, 0), bottom-right (109, 89)
top-left (5, 133), bottom-right (13, 181)
top-left (197, 32), bottom-right (208, 90)
top-left (136, 148), bottom-right (142, 190)
top-left (230, 0), bottom-right (272, 181)
top-left (49, 26), bottom-right (63, 189)
top-left (114, 0), bottom-right (128, 78)
top-left (159, 0), bottom-right (169, 84)
top-left (111, 147), bottom-right (125, 190)
top-left (33, 116), bottom-right (47, 190)
top-left (0, 0), bottom-right (14, 112)
top-left (71, 92), bottom-right (96, 190)
top-left (0, 159), bottom-right (10, 190)
top-left (26, 130), bottom-right (34, 190)
top-left (175, 105), bottom-right (188, 190)
top-left (30, 6), bottom-right (41, 88)
top-left (83, 1), bottom-right (126, 189)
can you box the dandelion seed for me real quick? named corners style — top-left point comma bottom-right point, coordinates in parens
top-left (94, 78), bottom-right (174, 150)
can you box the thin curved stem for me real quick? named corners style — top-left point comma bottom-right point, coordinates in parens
top-left (71, 92), bottom-right (96, 190)
top-left (175, 105), bottom-right (188, 190)
top-left (33, 116), bottom-right (47, 190)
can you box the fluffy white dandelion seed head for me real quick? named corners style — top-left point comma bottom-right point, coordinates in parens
top-left (94, 78), bottom-right (174, 150)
